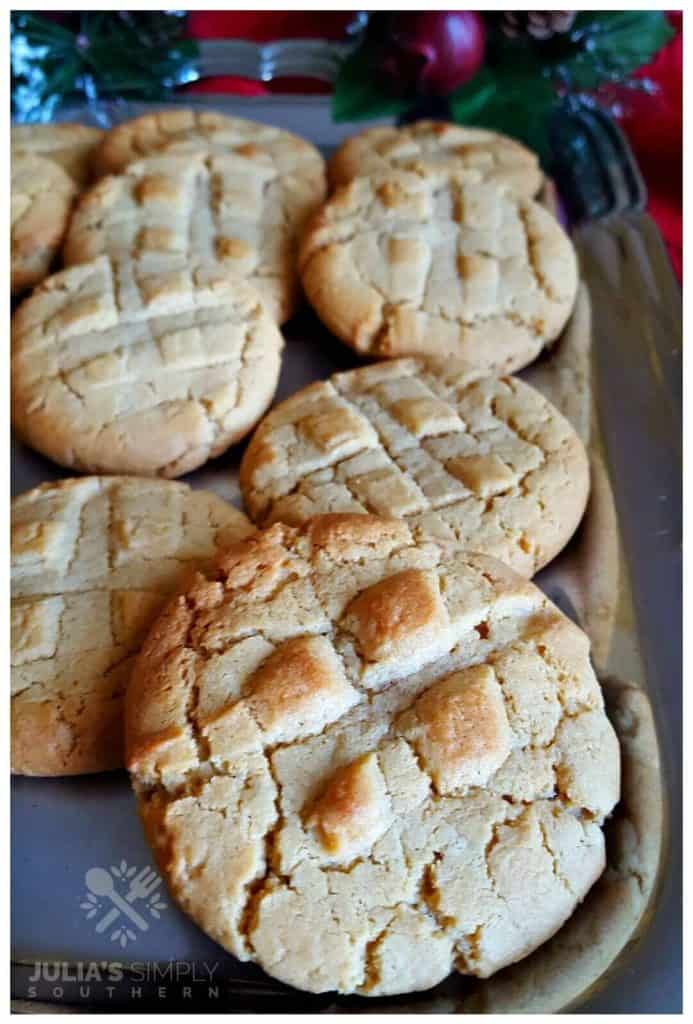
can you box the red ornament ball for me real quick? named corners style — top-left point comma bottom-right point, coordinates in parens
top-left (379, 11), bottom-right (486, 97)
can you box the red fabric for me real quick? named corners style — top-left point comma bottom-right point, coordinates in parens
top-left (612, 11), bottom-right (682, 278)
top-left (186, 76), bottom-right (331, 97)
top-left (184, 11), bottom-right (682, 278)
top-left (186, 75), bottom-right (267, 97)
top-left (187, 11), bottom-right (352, 42)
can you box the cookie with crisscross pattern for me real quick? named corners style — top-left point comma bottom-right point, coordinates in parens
top-left (12, 476), bottom-right (253, 775)
top-left (300, 169), bottom-right (577, 371)
top-left (126, 514), bottom-right (619, 995)
top-left (70, 137), bottom-right (325, 322)
top-left (240, 358), bottom-right (589, 577)
top-left (11, 155), bottom-right (77, 296)
top-left (12, 122), bottom-right (103, 186)
top-left (92, 108), bottom-right (325, 186)
top-left (329, 121), bottom-right (543, 198)
top-left (11, 255), bottom-right (283, 477)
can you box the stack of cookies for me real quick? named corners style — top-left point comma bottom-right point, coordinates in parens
top-left (11, 112), bottom-right (620, 1000)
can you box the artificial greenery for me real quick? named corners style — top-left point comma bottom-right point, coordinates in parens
top-left (450, 11), bottom-right (674, 162)
top-left (11, 11), bottom-right (199, 122)
top-left (332, 11), bottom-right (674, 165)
top-left (331, 42), bottom-right (410, 123)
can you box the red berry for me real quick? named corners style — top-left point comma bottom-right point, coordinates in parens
top-left (379, 12), bottom-right (486, 97)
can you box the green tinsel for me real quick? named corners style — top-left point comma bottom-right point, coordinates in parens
top-left (11, 11), bottom-right (199, 122)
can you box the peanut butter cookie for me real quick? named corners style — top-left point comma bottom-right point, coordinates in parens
top-left (92, 108), bottom-right (325, 189)
top-left (12, 476), bottom-right (253, 775)
top-left (240, 359), bottom-right (589, 577)
top-left (300, 169), bottom-right (578, 371)
top-left (12, 256), bottom-right (283, 477)
top-left (12, 122), bottom-right (104, 186)
top-left (11, 155), bottom-right (77, 295)
top-left (64, 150), bottom-right (323, 323)
top-left (329, 121), bottom-right (543, 198)
top-left (126, 514), bottom-right (619, 995)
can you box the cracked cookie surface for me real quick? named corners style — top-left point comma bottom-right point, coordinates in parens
top-left (125, 514), bottom-right (619, 996)
top-left (11, 155), bottom-right (78, 296)
top-left (240, 358), bottom-right (589, 577)
top-left (329, 121), bottom-right (543, 199)
top-left (11, 476), bottom-right (253, 775)
top-left (299, 169), bottom-right (578, 371)
top-left (11, 255), bottom-right (284, 477)
top-left (12, 123), bottom-right (104, 186)
top-left (65, 147), bottom-right (325, 323)
top-left (92, 108), bottom-right (326, 184)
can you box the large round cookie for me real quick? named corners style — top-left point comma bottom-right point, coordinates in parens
top-left (64, 149), bottom-right (324, 323)
top-left (12, 122), bottom-right (104, 186)
top-left (11, 255), bottom-right (283, 477)
top-left (12, 476), bottom-right (253, 775)
top-left (299, 169), bottom-right (578, 371)
top-left (240, 359), bottom-right (589, 577)
top-left (125, 514), bottom-right (620, 996)
top-left (11, 155), bottom-right (77, 296)
top-left (92, 108), bottom-right (326, 186)
top-left (329, 121), bottom-right (543, 198)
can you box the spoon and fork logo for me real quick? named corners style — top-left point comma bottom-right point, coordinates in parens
top-left (80, 861), bottom-right (167, 948)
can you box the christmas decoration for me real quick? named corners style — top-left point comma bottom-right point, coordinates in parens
top-left (11, 11), bottom-right (199, 122)
top-left (332, 10), bottom-right (674, 168)
top-left (331, 11), bottom-right (486, 122)
top-left (499, 11), bottom-right (577, 41)
top-left (378, 13), bottom-right (485, 97)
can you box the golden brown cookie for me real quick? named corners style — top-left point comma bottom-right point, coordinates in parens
top-left (126, 514), bottom-right (620, 996)
top-left (300, 169), bottom-right (578, 371)
top-left (11, 154), bottom-right (77, 296)
top-left (11, 255), bottom-right (283, 477)
top-left (12, 476), bottom-right (253, 775)
top-left (329, 121), bottom-right (543, 198)
top-left (92, 108), bottom-right (326, 186)
top-left (12, 122), bottom-right (104, 186)
top-left (240, 358), bottom-right (589, 577)
top-left (63, 149), bottom-right (321, 323)
top-left (467, 677), bottom-right (661, 1013)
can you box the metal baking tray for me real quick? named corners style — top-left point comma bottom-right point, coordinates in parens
top-left (11, 95), bottom-right (681, 1013)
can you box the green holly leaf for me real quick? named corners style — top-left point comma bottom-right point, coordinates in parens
top-left (332, 45), bottom-right (411, 123)
top-left (449, 67), bottom-right (556, 166)
top-left (449, 11), bottom-right (674, 168)
top-left (446, 67), bottom-right (498, 120)
top-left (559, 11), bottom-right (675, 90)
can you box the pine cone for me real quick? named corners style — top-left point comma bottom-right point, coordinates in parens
top-left (501, 11), bottom-right (576, 41)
